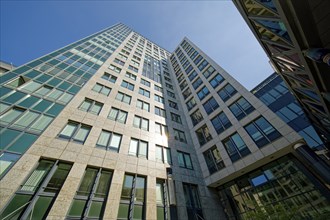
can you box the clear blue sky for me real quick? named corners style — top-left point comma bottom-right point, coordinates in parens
top-left (0, 1), bottom-right (273, 90)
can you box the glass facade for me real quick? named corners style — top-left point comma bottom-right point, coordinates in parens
top-left (252, 73), bottom-right (324, 149)
top-left (0, 24), bottom-right (131, 179)
top-left (219, 156), bottom-right (330, 220)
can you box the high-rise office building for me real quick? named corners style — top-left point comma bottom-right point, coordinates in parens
top-left (232, 0), bottom-right (330, 149)
top-left (0, 23), bottom-right (329, 220)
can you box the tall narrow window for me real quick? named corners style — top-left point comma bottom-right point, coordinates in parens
top-left (203, 146), bottom-right (225, 174)
top-left (67, 168), bottom-right (112, 219)
top-left (1, 160), bottom-right (72, 220)
top-left (156, 179), bottom-right (169, 220)
top-left (182, 183), bottom-right (204, 220)
top-left (118, 174), bottom-right (146, 220)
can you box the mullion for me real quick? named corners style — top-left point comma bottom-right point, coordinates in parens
top-left (20, 160), bottom-right (59, 219)
top-left (82, 168), bottom-right (102, 218)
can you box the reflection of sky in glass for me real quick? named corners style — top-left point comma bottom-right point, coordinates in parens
top-left (251, 174), bottom-right (267, 186)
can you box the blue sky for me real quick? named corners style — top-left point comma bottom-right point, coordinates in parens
top-left (0, 1), bottom-right (273, 90)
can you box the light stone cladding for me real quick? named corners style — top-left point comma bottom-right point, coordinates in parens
top-left (170, 38), bottom-right (303, 187)
top-left (0, 28), bottom-right (224, 220)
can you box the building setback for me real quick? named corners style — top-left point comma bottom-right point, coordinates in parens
top-left (0, 23), bottom-right (329, 220)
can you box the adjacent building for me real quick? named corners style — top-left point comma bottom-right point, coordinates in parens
top-left (0, 23), bottom-right (329, 220)
top-left (232, 0), bottom-right (330, 149)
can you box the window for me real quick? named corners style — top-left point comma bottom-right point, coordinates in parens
top-left (139, 88), bottom-right (150, 98)
top-left (203, 66), bottom-right (215, 79)
top-left (108, 64), bottom-right (121, 73)
top-left (168, 100), bottom-right (178, 110)
top-left (185, 98), bottom-right (196, 111)
top-left (156, 145), bottom-right (172, 164)
top-left (129, 139), bottom-right (148, 158)
top-left (182, 183), bottom-right (203, 219)
top-left (58, 121), bottom-right (91, 144)
top-left (192, 78), bottom-right (203, 90)
top-left (211, 112), bottom-right (232, 134)
top-left (131, 60), bottom-right (140, 67)
top-left (170, 112), bottom-right (182, 124)
top-left (218, 84), bottom-right (237, 102)
top-left (79, 98), bottom-right (103, 115)
top-left (165, 83), bottom-right (173, 90)
top-left (155, 107), bottom-right (166, 118)
top-left (102, 72), bottom-right (117, 83)
top-left (125, 72), bottom-right (137, 81)
top-left (5, 76), bottom-right (30, 89)
top-left (136, 99), bottom-right (150, 112)
top-left (108, 107), bottom-right (128, 123)
top-left (182, 88), bottom-right (192, 100)
top-left (177, 151), bottom-right (193, 169)
top-left (121, 80), bottom-right (135, 91)
top-left (155, 123), bottom-right (169, 136)
top-left (155, 85), bottom-right (164, 93)
top-left (118, 53), bottom-right (128, 60)
top-left (0, 152), bottom-right (20, 177)
top-left (96, 130), bottom-right (122, 151)
top-left (173, 129), bottom-right (186, 143)
top-left (118, 174), bottom-right (146, 220)
top-left (229, 97), bottom-right (255, 120)
top-left (198, 60), bottom-right (209, 71)
top-left (195, 124), bottom-right (212, 146)
top-left (1, 159), bottom-right (72, 219)
top-left (67, 168), bottom-right (112, 219)
top-left (179, 80), bottom-right (188, 91)
top-left (209, 73), bottom-right (224, 88)
top-left (152, 95), bottom-right (163, 104)
top-left (128, 65), bottom-right (138, 73)
top-left (92, 83), bottom-right (111, 96)
top-left (197, 86), bottom-right (210, 101)
top-left (141, 78), bottom-right (151, 87)
top-left (244, 117), bottom-right (281, 148)
top-left (188, 70), bottom-right (198, 82)
top-left (167, 90), bottom-right (175, 99)
top-left (116, 92), bottom-right (131, 104)
top-left (203, 97), bottom-right (219, 115)
top-left (194, 55), bottom-right (203, 65)
top-left (156, 179), bottom-right (169, 220)
top-left (223, 133), bottom-right (250, 162)
top-left (133, 115), bottom-right (149, 131)
top-left (190, 109), bottom-right (203, 126)
top-left (114, 58), bottom-right (125, 66)
top-left (203, 146), bottom-right (225, 174)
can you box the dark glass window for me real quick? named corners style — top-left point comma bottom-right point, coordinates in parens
top-left (195, 124), bottom-right (212, 146)
top-left (190, 109), bottom-right (203, 126)
top-left (209, 73), bottom-right (224, 88)
top-left (177, 151), bottom-right (193, 169)
top-left (223, 133), bottom-right (250, 162)
top-left (1, 159), bottom-right (72, 219)
top-left (203, 146), bottom-right (225, 174)
top-left (67, 168), bottom-right (112, 219)
top-left (203, 97), bottom-right (219, 115)
top-left (229, 97), bottom-right (254, 120)
top-left (211, 112), bottom-right (232, 134)
top-left (244, 117), bottom-right (281, 148)
top-left (197, 86), bottom-right (210, 101)
top-left (218, 84), bottom-right (237, 102)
